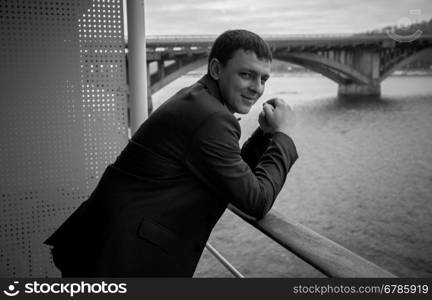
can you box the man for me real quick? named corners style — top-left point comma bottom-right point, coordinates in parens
top-left (45, 29), bottom-right (298, 277)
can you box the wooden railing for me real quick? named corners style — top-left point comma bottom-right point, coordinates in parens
top-left (206, 203), bottom-right (396, 278)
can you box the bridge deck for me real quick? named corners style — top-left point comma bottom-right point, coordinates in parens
top-left (144, 34), bottom-right (432, 48)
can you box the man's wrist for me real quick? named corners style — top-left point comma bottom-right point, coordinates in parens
top-left (255, 127), bottom-right (274, 141)
top-left (263, 131), bottom-right (274, 139)
top-left (274, 129), bottom-right (292, 137)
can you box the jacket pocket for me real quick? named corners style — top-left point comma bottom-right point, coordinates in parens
top-left (136, 218), bottom-right (178, 254)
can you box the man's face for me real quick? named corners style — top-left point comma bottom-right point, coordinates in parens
top-left (216, 49), bottom-right (271, 114)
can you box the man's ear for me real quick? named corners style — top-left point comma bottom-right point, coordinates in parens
top-left (209, 58), bottom-right (221, 80)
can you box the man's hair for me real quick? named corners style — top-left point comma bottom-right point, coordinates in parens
top-left (207, 29), bottom-right (272, 72)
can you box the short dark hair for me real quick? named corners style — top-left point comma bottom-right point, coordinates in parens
top-left (207, 29), bottom-right (272, 72)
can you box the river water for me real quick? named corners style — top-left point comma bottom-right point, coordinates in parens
top-left (152, 75), bottom-right (432, 277)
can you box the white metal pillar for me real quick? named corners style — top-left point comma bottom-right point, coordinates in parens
top-left (126, 0), bottom-right (148, 135)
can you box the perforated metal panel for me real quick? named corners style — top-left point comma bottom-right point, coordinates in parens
top-left (0, 0), bottom-right (128, 276)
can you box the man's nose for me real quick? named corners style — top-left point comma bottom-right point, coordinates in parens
top-left (248, 78), bottom-right (263, 95)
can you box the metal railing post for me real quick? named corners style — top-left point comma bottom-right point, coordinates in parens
top-left (205, 243), bottom-right (245, 278)
top-left (126, 0), bottom-right (147, 135)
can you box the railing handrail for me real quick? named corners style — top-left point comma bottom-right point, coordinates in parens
top-left (140, 33), bottom-right (432, 45)
top-left (228, 204), bottom-right (396, 278)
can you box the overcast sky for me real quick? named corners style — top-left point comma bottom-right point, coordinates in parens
top-left (142, 0), bottom-right (432, 35)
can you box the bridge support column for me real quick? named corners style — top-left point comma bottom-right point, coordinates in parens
top-left (157, 60), bottom-right (165, 78)
top-left (338, 50), bottom-right (381, 96)
top-left (147, 64), bottom-right (153, 114)
top-left (148, 94), bottom-right (153, 115)
top-left (338, 82), bottom-right (381, 96)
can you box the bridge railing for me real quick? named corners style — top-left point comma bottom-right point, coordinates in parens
top-left (205, 202), bottom-right (396, 277)
top-left (144, 34), bottom-right (359, 46)
top-left (146, 33), bottom-right (357, 41)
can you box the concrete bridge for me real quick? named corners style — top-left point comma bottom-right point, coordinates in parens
top-left (138, 34), bottom-right (432, 111)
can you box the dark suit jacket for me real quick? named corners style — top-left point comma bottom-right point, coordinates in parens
top-left (44, 74), bottom-right (298, 277)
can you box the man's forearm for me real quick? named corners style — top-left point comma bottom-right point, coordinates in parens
top-left (240, 127), bottom-right (272, 169)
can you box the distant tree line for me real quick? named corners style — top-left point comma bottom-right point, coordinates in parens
top-left (364, 18), bottom-right (432, 70)
top-left (364, 18), bottom-right (432, 35)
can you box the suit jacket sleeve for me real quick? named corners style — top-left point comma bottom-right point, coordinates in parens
top-left (185, 111), bottom-right (298, 219)
top-left (241, 127), bottom-right (271, 169)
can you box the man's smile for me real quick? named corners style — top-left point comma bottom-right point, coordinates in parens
top-left (241, 95), bottom-right (257, 103)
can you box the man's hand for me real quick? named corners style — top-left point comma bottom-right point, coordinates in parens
top-left (258, 110), bottom-right (274, 135)
top-left (261, 98), bottom-right (296, 136)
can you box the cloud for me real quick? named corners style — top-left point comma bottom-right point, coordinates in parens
top-left (143, 0), bottom-right (432, 35)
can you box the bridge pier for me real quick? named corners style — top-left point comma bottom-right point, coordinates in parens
top-left (338, 82), bottom-right (381, 97)
top-left (148, 94), bottom-right (153, 114)
top-left (338, 50), bottom-right (381, 96)
top-left (147, 64), bottom-right (153, 114)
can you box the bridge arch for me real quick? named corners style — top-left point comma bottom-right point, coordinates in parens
top-left (274, 52), bottom-right (372, 85)
top-left (273, 58), bottom-right (349, 84)
top-left (380, 48), bottom-right (432, 81)
top-left (150, 57), bottom-right (208, 94)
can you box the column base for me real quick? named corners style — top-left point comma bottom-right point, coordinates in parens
top-left (338, 83), bottom-right (381, 97)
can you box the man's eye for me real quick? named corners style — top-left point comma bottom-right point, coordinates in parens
top-left (240, 72), bottom-right (251, 79)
